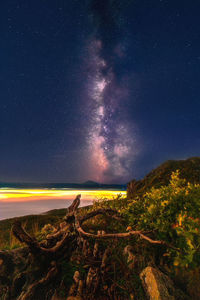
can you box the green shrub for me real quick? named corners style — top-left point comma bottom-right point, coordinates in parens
top-left (123, 170), bottom-right (200, 268)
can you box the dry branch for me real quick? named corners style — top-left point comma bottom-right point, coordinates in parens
top-left (67, 194), bottom-right (81, 213)
top-left (12, 221), bottom-right (75, 257)
top-left (12, 221), bottom-right (41, 254)
top-left (5, 194), bottom-right (182, 300)
top-left (78, 208), bottom-right (120, 225)
top-left (75, 207), bottom-right (181, 252)
top-left (12, 194), bottom-right (180, 263)
top-left (11, 195), bottom-right (83, 257)
top-left (64, 194), bottom-right (81, 223)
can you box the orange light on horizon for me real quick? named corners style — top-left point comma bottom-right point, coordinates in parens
top-left (0, 188), bottom-right (126, 202)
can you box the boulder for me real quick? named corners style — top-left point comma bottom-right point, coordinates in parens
top-left (140, 266), bottom-right (175, 300)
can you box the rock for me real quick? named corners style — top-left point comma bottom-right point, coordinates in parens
top-left (140, 266), bottom-right (175, 300)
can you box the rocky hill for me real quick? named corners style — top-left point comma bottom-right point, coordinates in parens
top-left (127, 157), bottom-right (200, 198)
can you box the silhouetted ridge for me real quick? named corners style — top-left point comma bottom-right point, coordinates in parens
top-left (127, 157), bottom-right (200, 198)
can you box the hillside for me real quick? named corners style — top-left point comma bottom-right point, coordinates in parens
top-left (127, 157), bottom-right (200, 198)
top-left (0, 159), bottom-right (200, 299)
top-left (0, 206), bottom-right (91, 250)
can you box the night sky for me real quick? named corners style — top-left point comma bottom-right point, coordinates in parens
top-left (1, 0), bottom-right (200, 184)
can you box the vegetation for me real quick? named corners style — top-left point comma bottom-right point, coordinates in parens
top-left (126, 171), bottom-right (200, 267)
top-left (91, 170), bottom-right (200, 298)
top-left (0, 212), bottom-right (65, 250)
top-left (127, 157), bottom-right (200, 198)
top-left (0, 161), bottom-right (200, 299)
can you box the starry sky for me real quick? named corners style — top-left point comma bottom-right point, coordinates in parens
top-left (1, 0), bottom-right (200, 184)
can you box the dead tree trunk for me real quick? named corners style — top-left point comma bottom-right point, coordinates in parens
top-left (0, 194), bottom-right (180, 300)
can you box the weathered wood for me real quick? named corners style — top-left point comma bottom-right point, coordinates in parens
top-left (12, 194), bottom-right (180, 261)
top-left (76, 224), bottom-right (180, 251)
top-left (8, 194), bottom-right (181, 300)
top-left (12, 221), bottom-right (77, 259)
top-left (67, 194), bottom-right (81, 213)
top-left (64, 194), bottom-right (81, 223)
top-left (12, 221), bottom-right (41, 255)
top-left (11, 195), bottom-right (82, 258)
top-left (75, 206), bottom-right (181, 251)
top-left (18, 262), bottom-right (58, 300)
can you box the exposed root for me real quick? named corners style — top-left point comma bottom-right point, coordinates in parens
top-left (18, 262), bottom-right (58, 300)
top-left (5, 194), bottom-right (181, 299)
top-left (75, 206), bottom-right (180, 252)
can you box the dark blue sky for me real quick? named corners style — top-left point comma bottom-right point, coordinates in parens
top-left (1, 0), bottom-right (200, 183)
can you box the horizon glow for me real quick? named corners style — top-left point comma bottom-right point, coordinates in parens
top-left (0, 188), bottom-right (126, 202)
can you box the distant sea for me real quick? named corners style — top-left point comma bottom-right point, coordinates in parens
top-left (0, 187), bottom-right (126, 220)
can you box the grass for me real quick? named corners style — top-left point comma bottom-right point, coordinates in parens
top-left (0, 212), bottom-right (65, 249)
top-left (0, 205), bottom-right (92, 250)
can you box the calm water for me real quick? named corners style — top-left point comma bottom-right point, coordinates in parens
top-left (0, 188), bottom-right (126, 220)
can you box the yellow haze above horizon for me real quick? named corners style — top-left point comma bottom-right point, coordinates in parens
top-left (0, 188), bottom-right (126, 202)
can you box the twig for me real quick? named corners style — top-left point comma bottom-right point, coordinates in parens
top-left (75, 207), bottom-right (181, 252)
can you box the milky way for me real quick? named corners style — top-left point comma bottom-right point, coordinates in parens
top-left (85, 0), bottom-right (138, 183)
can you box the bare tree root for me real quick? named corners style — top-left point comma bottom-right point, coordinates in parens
top-left (12, 221), bottom-right (76, 259)
top-left (75, 206), bottom-right (181, 252)
top-left (11, 194), bottom-right (180, 262)
top-left (3, 194), bottom-right (181, 300)
top-left (17, 262), bottom-right (58, 300)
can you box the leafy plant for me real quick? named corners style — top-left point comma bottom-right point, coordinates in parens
top-left (124, 170), bottom-right (200, 268)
